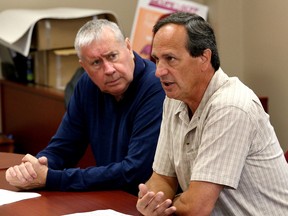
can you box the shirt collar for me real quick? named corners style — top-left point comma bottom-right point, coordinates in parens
top-left (174, 68), bottom-right (229, 120)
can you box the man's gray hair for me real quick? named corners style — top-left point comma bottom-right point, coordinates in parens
top-left (74, 19), bottom-right (125, 58)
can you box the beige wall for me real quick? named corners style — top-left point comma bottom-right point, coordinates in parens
top-left (242, 0), bottom-right (288, 152)
top-left (1, 0), bottom-right (287, 152)
top-left (203, 0), bottom-right (288, 152)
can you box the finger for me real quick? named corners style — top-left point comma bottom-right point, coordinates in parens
top-left (153, 199), bottom-right (175, 215)
top-left (138, 183), bottom-right (149, 199)
top-left (6, 168), bottom-right (21, 187)
top-left (137, 192), bottom-right (168, 216)
top-left (139, 191), bottom-right (155, 206)
top-left (13, 164), bottom-right (28, 183)
top-left (21, 153), bottom-right (31, 162)
top-left (17, 162), bottom-right (35, 181)
top-left (146, 191), bottom-right (165, 211)
top-left (6, 167), bottom-right (30, 188)
top-left (5, 167), bottom-right (14, 182)
top-left (23, 161), bottom-right (37, 179)
top-left (22, 154), bottom-right (37, 163)
top-left (7, 166), bottom-right (17, 177)
top-left (136, 191), bottom-right (155, 213)
top-left (164, 206), bottom-right (177, 215)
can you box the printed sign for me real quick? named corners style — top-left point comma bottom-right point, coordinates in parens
top-left (130, 0), bottom-right (208, 59)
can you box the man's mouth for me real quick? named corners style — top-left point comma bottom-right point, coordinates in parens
top-left (106, 78), bottom-right (121, 86)
top-left (162, 81), bottom-right (174, 87)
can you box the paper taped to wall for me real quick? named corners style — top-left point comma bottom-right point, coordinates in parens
top-left (0, 8), bottom-right (118, 57)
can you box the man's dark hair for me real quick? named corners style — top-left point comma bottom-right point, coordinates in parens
top-left (153, 12), bottom-right (220, 71)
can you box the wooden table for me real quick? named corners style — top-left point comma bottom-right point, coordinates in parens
top-left (0, 153), bottom-right (140, 215)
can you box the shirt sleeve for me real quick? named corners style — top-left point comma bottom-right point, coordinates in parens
top-left (191, 106), bottom-right (254, 189)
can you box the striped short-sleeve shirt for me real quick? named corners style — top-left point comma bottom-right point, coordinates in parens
top-left (153, 68), bottom-right (288, 215)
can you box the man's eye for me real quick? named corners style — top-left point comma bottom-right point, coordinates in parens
top-left (93, 60), bottom-right (101, 65)
top-left (108, 53), bottom-right (118, 61)
top-left (166, 56), bottom-right (175, 62)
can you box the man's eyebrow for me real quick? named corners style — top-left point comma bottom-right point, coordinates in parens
top-left (84, 57), bottom-right (100, 65)
top-left (102, 51), bottom-right (118, 57)
top-left (152, 52), bottom-right (174, 59)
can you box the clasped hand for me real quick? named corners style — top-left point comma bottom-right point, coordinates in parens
top-left (5, 154), bottom-right (48, 190)
top-left (136, 183), bottom-right (176, 216)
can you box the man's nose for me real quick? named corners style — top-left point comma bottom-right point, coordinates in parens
top-left (103, 60), bottom-right (115, 74)
top-left (155, 61), bottom-right (168, 77)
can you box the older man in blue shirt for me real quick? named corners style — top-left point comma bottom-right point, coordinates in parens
top-left (6, 19), bottom-right (165, 195)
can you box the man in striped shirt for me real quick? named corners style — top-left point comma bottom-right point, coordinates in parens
top-left (137, 12), bottom-right (288, 215)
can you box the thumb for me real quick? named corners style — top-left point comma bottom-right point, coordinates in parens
top-left (138, 183), bottom-right (149, 199)
top-left (38, 156), bottom-right (48, 166)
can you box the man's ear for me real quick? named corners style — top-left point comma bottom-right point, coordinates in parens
top-left (78, 59), bottom-right (88, 73)
top-left (125, 38), bottom-right (131, 50)
top-left (125, 38), bottom-right (134, 58)
top-left (200, 49), bottom-right (212, 70)
top-left (79, 59), bottom-right (84, 67)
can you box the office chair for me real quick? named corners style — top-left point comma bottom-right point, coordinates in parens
top-left (64, 67), bottom-right (85, 108)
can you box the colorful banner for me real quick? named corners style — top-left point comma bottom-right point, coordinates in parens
top-left (130, 0), bottom-right (208, 59)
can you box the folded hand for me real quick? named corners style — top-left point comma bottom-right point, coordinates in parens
top-left (5, 154), bottom-right (48, 190)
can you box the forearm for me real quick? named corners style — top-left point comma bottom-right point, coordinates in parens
top-left (172, 181), bottom-right (223, 216)
top-left (145, 173), bottom-right (178, 200)
top-left (173, 193), bottom-right (200, 216)
top-left (173, 192), bottom-right (210, 216)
